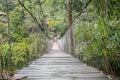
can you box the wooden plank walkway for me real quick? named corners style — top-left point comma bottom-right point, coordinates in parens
top-left (13, 50), bottom-right (111, 80)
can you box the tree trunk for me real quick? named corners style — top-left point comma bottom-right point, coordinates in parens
top-left (68, 0), bottom-right (74, 55)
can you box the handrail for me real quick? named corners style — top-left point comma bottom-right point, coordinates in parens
top-left (60, 1), bottom-right (120, 78)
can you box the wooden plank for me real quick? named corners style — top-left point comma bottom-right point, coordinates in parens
top-left (11, 75), bottom-right (27, 80)
top-left (13, 50), bottom-right (111, 80)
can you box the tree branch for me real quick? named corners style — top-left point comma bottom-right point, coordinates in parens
top-left (18, 0), bottom-right (44, 31)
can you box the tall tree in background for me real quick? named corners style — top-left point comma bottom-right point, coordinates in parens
top-left (68, 0), bottom-right (74, 54)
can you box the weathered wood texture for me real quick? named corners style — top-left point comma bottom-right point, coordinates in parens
top-left (13, 50), bottom-right (110, 80)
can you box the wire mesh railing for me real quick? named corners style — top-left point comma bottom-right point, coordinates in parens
top-left (60, 23), bottom-right (75, 54)
top-left (61, 0), bottom-right (120, 78)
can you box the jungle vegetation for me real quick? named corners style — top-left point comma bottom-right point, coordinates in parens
top-left (0, 0), bottom-right (120, 79)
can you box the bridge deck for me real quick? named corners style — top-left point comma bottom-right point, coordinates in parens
top-left (13, 50), bottom-right (110, 80)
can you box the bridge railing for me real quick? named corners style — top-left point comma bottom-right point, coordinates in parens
top-left (61, 5), bottom-right (120, 79)
top-left (60, 23), bottom-right (75, 54)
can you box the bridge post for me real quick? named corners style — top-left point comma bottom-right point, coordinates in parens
top-left (68, 0), bottom-right (74, 55)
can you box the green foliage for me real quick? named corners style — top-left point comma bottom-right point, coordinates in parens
top-left (12, 40), bottom-right (29, 64)
top-left (0, 0), bottom-right (47, 75)
top-left (0, 0), bottom-right (119, 78)
top-left (10, 6), bottom-right (24, 27)
top-left (74, 0), bottom-right (120, 76)
top-left (0, 43), bottom-right (9, 57)
top-left (72, 0), bottom-right (82, 12)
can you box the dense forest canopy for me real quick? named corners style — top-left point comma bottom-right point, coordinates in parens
top-left (0, 0), bottom-right (120, 79)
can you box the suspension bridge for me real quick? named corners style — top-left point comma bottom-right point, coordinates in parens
top-left (1, 15), bottom-right (119, 80)
top-left (11, 34), bottom-right (112, 80)
top-left (0, 0), bottom-right (119, 80)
